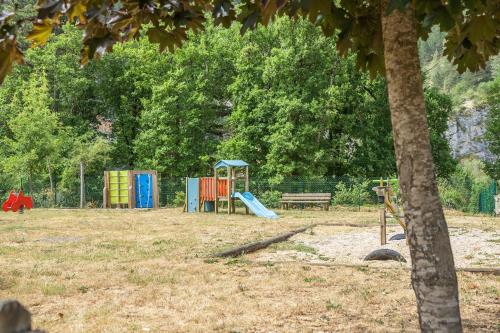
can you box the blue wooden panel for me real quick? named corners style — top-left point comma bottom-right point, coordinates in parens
top-left (187, 178), bottom-right (199, 213)
top-left (135, 174), bottom-right (153, 208)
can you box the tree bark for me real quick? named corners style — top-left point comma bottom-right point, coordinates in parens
top-left (80, 161), bottom-right (85, 209)
top-left (380, 1), bottom-right (462, 331)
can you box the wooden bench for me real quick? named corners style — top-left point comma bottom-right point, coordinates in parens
top-left (281, 193), bottom-right (332, 211)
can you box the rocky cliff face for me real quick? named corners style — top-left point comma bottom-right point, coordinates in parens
top-left (446, 102), bottom-right (493, 161)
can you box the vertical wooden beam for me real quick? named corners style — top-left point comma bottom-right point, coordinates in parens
top-left (153, 171), bottom-right (159, 208)
top-left (184, 177), bottom-right (188, 212)
top-left (227, 166), bottom-right (231, 215)
top-left (128, 171), bottom-right (134, 209)
top-left (380, 208), bottom-right (387, 245)
top-left (243, 166), bottom-right (248, 214)
top-left (80, 162), bottom-right (85, 209)
top-left (232, 168), bottom-right (236, 213)
top-left (103, 171), bottom-right (109, 208)
top-left (245, 166), bottom-right (249, 192)
top-left (214, 168), bottom-right (218, 214)
top-left (198, 177), bottom-right (202, 212)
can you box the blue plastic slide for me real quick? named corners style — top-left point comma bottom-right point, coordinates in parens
top-left (232, 192), bottom-right (278, 219)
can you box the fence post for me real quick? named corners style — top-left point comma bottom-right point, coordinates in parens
top-left (380, 208), bottom-right (387, 245)
top-left (80, 162), bottom-right (85, 209)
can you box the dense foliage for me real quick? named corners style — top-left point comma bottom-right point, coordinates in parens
top-left (0, 18), bottom-right (459, 202)
top-left (419, 26), bottom-right (500, 110)
top-left (1, 0), bottom-right (498, 85)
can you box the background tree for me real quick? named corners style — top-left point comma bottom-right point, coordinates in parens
top-left (481, 74), bottom-right (500, 179)
top-left (134, 72), bottom-right (216, 177)
top-left (1, 72), bottom-right (62, 200)
top-left (61, 132), bottom-right (111, 208)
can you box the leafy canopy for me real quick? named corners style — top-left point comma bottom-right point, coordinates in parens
top-left (0, 0), bottom-right (498, 83)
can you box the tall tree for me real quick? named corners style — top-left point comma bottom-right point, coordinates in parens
top-left (380, 2), bottom-right (460, 329)
top-left (134, 72), bottom-right (216, 176)
top-left (1, 72), bottom-right (62, 197)
top-left (1, 0), bottom-right (498, 331)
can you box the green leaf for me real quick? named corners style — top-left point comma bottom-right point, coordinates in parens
top-left (146, 27), bottom-right (185, 52)
top-left (465, 14), bottom-right (497, 44)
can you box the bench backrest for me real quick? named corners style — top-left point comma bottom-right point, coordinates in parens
top-left (281, 193), bottom-right (331, 201)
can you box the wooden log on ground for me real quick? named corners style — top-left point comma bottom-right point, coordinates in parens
top-left (214, 224), bottom-right (316, 258)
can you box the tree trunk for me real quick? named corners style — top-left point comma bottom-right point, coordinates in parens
top-left (380, 1), bottom-right (462, 331)
top-left (47, 160), bottom-right (54, 207)
top-left (80, 161), bottom-right (85, 209)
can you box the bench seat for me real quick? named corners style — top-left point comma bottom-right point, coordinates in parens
top-left (281, 193), bottom-right (331, 211)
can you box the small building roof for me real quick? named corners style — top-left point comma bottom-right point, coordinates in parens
top-left (214, 160), bottom-right (249, 169)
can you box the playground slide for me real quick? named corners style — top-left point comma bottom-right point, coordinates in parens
top-left (232, 192), bottom-right (278, 219)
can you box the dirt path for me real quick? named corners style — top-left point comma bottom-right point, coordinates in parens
top-left (255, 225), bottom-right (500, 269)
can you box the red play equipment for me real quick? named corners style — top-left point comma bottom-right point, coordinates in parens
top-left (2, 191), bottom-right (33, 212)
top-left (199, 177), bottom-right (228, 202)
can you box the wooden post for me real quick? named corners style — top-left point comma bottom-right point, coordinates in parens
top-left (245, 166), bottom-right (249, 215)
top-left (231, 168), bottom-right (235, 213)
top-left (184, 177), bottom-right (188, 212)
top-left (103, 171), bottom-right (108, 208)
top-left (214, 168), bottom-right (218, 214)
top-left (227, 166), bottom-right (231, 215)
top-left (380, 208), bottom-right (387, 245)
top-left (153, 171), bottom-right (159, 208)
top-left (128, 171), bottom-right (134, 209)
top-left (198, 178), bottom-right (202, 212)
top-left (80, 162), bottom-right (85, 209)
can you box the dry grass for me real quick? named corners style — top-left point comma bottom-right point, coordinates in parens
top-left (0, 208), bottom-right (498, 332)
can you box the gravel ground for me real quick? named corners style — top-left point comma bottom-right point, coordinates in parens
top-left (255, 225), bottom-right (500, 268)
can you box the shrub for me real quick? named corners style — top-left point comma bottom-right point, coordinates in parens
top-left (332, 180), bottom-right (371, 206)
top-left (173, 191), bottom-right (185, 207)
top-left (259, 190), bottom-right (282, 208)
top-left (438, 162), bottom-right (491, 213)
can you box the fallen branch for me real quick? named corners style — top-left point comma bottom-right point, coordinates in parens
top-left (214, 224), bottom-right (316, 258)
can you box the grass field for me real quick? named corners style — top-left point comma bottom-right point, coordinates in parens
top-left (0, 208), bottom-right (498, 332)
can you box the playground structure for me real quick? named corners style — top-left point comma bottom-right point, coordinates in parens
top-left (103, 170), bottom-right (159, 209)
top-left (2, 191), bottom-right (33, 213)
top-left (372, 178), bottom-right (407, 245)
top-left (185, 160), bottom-right (277, 219)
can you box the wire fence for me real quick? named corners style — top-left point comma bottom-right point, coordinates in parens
top-left (14, 175), bottom-right (498, 215)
